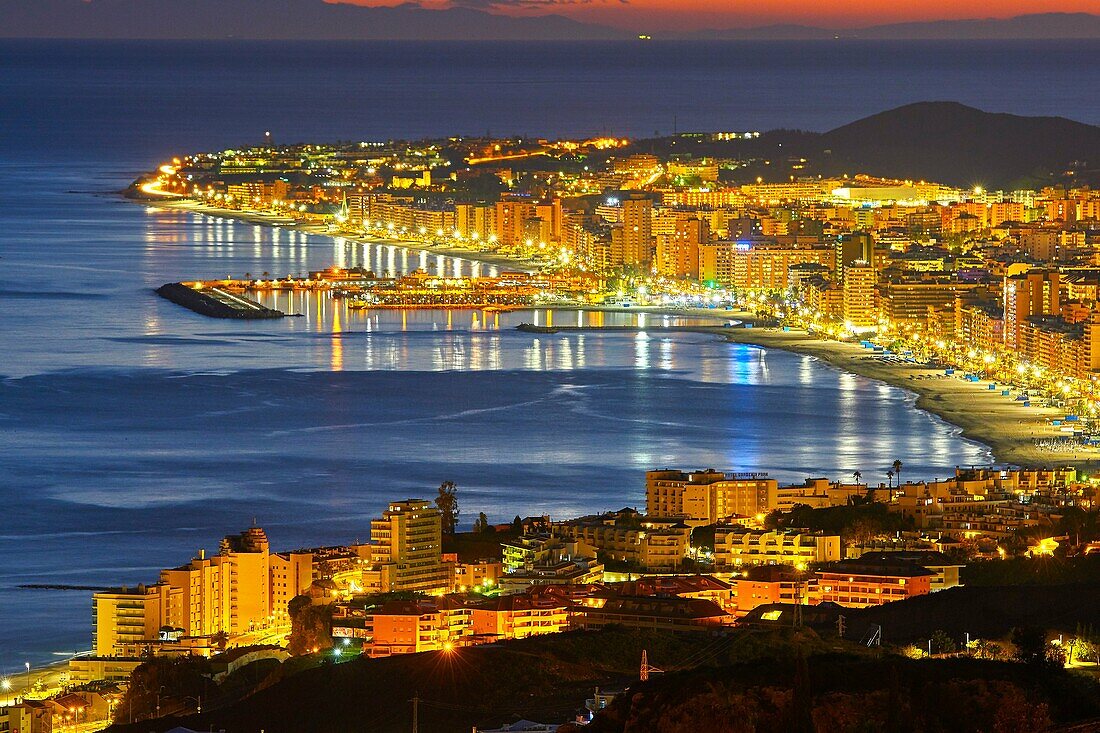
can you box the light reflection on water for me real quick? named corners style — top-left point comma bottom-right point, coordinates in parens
top-left (0, 170), bottom-right (993, 667)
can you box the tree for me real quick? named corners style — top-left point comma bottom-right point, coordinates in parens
top-left (473, 512), bottom-right (492, 534)
top-left (892, 459), bottom-right (903, 487)
top-left (287, 595), bottom-right (334, 656)
top-left (852, 470), bottom-right (862, 485)
top-left (1011, 626), bottom-right (1048, 666)
top-left (436, 480), bottom-right (459, 534)
top-left (887, 470), bottom-right (894, 489)
top-left (512, 515), bottom-right (523, 533)
top-left (1074, 623), bottom-right (1100, 665)
top-left (117, 657), bottom-right (210, 722)
top-left (930, 629), bottom-right (957, 655)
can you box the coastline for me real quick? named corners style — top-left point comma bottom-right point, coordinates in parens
top-left (719, 328), bottom-right (1094, 469)
top-left (136, 198), bottom-right (539, 274)
top-left (136, 196), bottom-right (1094, 470)
top-left (527, 321), bottom-right (1097, 470)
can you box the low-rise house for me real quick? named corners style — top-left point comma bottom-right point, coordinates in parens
top-left (732, 565), bottom-right (807, 615)
top-left (0, 700), bottom-right (52, 733)
top-left (855, 550), bottom-right (963, 591)
top-left (713, 526), bottom-right (841, 569)
top-left (553, 510), bottom-right (691, 570)
top-left (499, 539), bottom-right (604, 594)
top-left (814, 557), bottom-right (933, 608)
top-left (470, 595), bottom-right (570, 641)
top-left (612, 575), bottom-right (735, 613)
top-left (333, 596), bottom-right (471, 657)
top-left (573, 595), bottom-right (734, 632)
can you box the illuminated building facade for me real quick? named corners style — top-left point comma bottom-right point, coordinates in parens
top-left (366, 499), bottom-right (451, 594)
top-left (713, 527), bottom-right (841, 569)
top-left (645, 469), bottom-right (778, 525)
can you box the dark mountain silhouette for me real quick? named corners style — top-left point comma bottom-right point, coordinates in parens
top-left (852, 11), bottom-right (1100, 39)
top-left (807, 101), bottom-right (1100, 188)
top-left (2, 4), bottom-right (1099, 41)
top-left (690, 12), bottom-right (1100, 40)
top-left (0, 0), bottom-right (628, 40)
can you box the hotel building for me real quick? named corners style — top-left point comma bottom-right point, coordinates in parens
top-left (712, 527), bottom-right (841, 570)
top-left (91, 583), bottom-right (179, 657)
top-left (646, 469), bottom-right (778, 525)
top-left (365, 499), bottom-right (451, 594)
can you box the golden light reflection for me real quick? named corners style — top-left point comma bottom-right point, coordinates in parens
top-left (331, 300), bottom-right (344, 371)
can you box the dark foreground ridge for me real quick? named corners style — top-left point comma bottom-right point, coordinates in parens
top-left (103, 627), bottom-right (1100, 733)
top-left (156, 282), bottom-right (285, 319)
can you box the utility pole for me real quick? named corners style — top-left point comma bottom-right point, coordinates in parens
top-left (411, 692), bottom-right (419, 733)
top-left (639, 650), bottom-right (662, 682)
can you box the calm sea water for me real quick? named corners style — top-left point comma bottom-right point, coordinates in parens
top-left (4, 38), bottom-right (1090, 667)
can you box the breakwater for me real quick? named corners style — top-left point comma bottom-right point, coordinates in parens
top-left (156, 282), bottom-right (286, 319)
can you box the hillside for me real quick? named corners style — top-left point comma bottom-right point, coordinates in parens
top-left (0, 0), bottom-right (627, 41)
top-left (581, 654), bottom-right (1100, 733)
top-left (692, 13), bottom-right (1100, 40)
top-left (613, 103), bottom-right (1100, 189)
top-left (104, 628), bottom-right (845, 733)
top-left (811, 101), bottom-right (1100, 188)
top-left (846, 583), bottom-right (1100, 644)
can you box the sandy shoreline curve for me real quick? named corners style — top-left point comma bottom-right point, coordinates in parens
top-left (715, 325), bottom-right (1089, 470)
top-left (137, 197), bottom-right (1096, 471)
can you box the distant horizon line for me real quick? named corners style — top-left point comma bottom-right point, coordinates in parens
top-left (2, 5), bottom-right (1100, 41)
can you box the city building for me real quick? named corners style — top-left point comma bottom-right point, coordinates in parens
top-left (732, 565), bottom-right (806, 615)
top-left (573, 596), bottom-right (733, 632)
top-left (341, 598), bottom-right (471, 658)
top-left (842, 262), bottom-right (877, 329)
top-left (713, 527), bottom-right (841, 569)
top-left (617, 195), bottom-right (653, 268)
top-left (0, 700), bottom-right (52, 733)
top-left (498, 539), bottom-right (604, 594)
top-left (814, 557), bottom-right (933, 608)
top-left (158, 527), bottom-right (313, 640)
top-left (470, 595), bottom-right (570, 641)
top-left (646, 469), bottom-right (778, 525)
top-left (855, 551), bottom-right (963, 592)
top-left (366, 499), bottom-right (451, 594)
top-left (553, 510), bottom-right (691, 569)
top-left (91, 584), bottom-right (179, 657)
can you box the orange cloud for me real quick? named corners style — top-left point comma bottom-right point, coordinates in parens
top-left (333, 0), bottom-right (1098, 31)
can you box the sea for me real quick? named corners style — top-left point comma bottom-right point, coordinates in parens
top-left (1, 38), bottom-right (1097, 669)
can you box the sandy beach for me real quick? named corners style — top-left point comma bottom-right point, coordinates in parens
top-left (719, 327), bottom-right (1094, 469)
top-left (137, 197), bottom-right (1095, 470)
top-left (525, 318), bottom-right (1097, 470)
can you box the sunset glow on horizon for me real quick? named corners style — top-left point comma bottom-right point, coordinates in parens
top-left (332, 0), bottom-right (1099, 31)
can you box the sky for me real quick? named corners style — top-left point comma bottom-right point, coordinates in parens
top-left (338, 0), bottom-right (1097, 32)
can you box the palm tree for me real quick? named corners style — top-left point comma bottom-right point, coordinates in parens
top-left (853, 470), bottom-right (862, 485)
top-left (892, 459), bottom-right (903, 487)
top-left (887, 470), bottom-right (894, 488)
